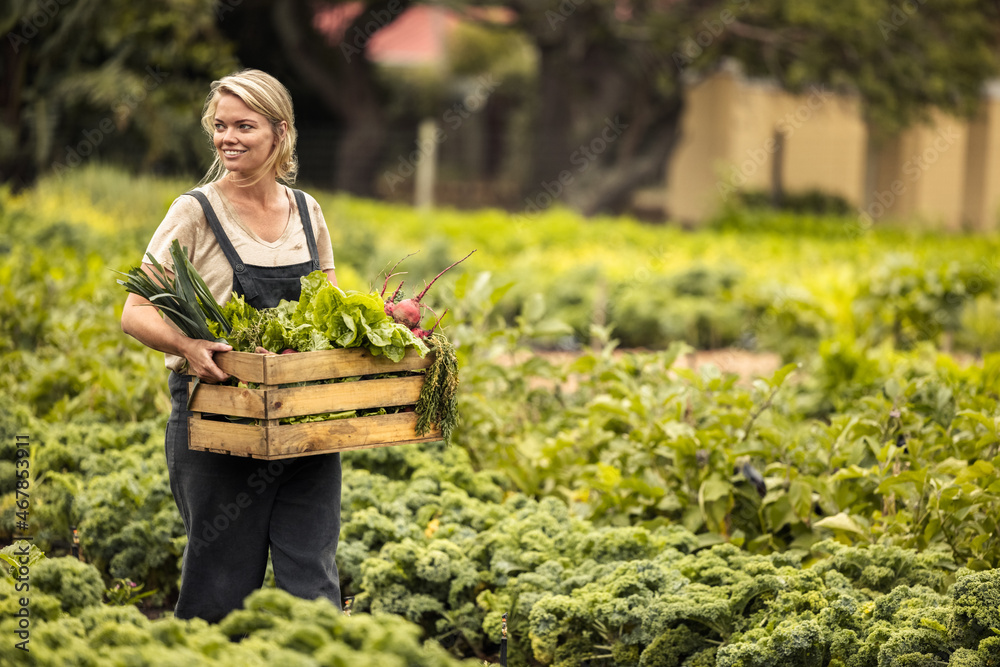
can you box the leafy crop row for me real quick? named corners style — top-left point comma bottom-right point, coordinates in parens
top-left (451, 327), bottom-right (1000, 569)
top-left (3, 166), bottom-right (1000, 665)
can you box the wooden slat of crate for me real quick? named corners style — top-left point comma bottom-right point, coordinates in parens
top-left (188, 384), bottom-right (266, 419)
top-left (213, 351), bottom-right (266, 384)
top-left (188, 412), bottom-right (441, 460)
top-left (263, 412), bottom-right (442, 459)
top-left (264, 348), bottom-right (432, 384)
top-left (188, 419), bottom-right (266, 457)
top-left (213, 348), bottom-right (432, 385)
top-left (266, 376), bottom-right (424, 419)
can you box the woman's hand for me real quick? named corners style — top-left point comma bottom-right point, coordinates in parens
top-left (182, 339), bottom-right (233, 383)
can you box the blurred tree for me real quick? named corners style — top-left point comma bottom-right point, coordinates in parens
top-left (237, 0), bottom-right (1000, 213)
top-left (213, 0), bottom-right (413, 196)
top-left (4, 0), bottom-right (997, 214)
top-left (0, 0), bottom-right (236, 189)
top-left (496, 0), bottom-right (1000, 215)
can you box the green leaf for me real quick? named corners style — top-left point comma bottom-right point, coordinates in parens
top-left (788, 479), bottom-right (813, 521)
top-left (814, 512), bottom-right (869, 538)
top-left (490, 281), bottom-right (515, 306)
top-left (769, 362), bottom-right (800, 388)
top-left (919, 618), bottom-right (947, 634)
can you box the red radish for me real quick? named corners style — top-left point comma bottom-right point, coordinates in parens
top-left (280, 348), bottom-right (298, 354)
top-left (411, 308), bottom-right (449, 338)
top-left (382, 250), bottom-right (475, 330)
top-left (379, 253), bottom-right (415, 298)
top-left (392, 299), bottom-right (422, 327)
top-left (383, 280), bottom-right (406, 319)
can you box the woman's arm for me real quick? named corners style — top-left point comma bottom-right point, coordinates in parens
top-left (324, 268), bottom-right (338, 286)
top-left (121, 263), bottom-right (232, 382)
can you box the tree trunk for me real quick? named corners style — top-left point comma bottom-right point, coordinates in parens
top-left (572, 99), bottom-right (685, 216)
top-left (229, 0), bottom-right (401, 196)
top-left (528, 43), bottom-right (573, 193)
top-left (0, 27), bottom-right (34, 189)
top-left (517, 3), bottom-right (688, 217)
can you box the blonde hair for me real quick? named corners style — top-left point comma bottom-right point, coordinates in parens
top-left (199, 69), bottom-right (298, 187)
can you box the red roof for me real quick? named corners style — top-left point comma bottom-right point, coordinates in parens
top-left (314, 3), bottom-right (513, 66)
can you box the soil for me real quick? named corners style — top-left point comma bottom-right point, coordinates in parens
top-left (674, 348), bottom-right (784, 380)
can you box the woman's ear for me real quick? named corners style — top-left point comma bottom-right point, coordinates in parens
top-left (274, 120), bottom-right (288, 145)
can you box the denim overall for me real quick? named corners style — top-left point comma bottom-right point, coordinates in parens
top-left (164, 189), bottom-right (342, 622)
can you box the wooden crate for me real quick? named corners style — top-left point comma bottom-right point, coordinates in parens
top-left (187, 348), bottom-right (441, 460)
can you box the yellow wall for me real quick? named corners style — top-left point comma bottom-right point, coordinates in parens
top-left (962, 89), bottom-right (1000, 231)
top-left (665, 69), bottom-right (740, 222)
top-left (662, 70), bottom-right (1000, 230)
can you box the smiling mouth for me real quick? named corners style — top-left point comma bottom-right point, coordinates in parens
top-left (222, 149), bottom-right (246, 157)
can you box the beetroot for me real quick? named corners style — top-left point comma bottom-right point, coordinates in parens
top-left (380, 250), bottom-right (475, 333)
top-left (392, 299), bottom-right (422, 328)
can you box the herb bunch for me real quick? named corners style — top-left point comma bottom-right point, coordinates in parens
top-left (415, 332), bottom-right (459, 444)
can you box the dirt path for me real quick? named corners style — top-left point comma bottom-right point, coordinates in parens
top-left (675, 348), bottom-right (784, 380)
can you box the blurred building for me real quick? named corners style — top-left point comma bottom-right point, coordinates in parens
top-left (317, 6), bottom-right (1000, 228)
top-left (315, 3), bottom-right (462, 67)
top-left (661, 66), bottom-right (1000, 230)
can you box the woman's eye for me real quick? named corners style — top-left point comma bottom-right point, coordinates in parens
top-left (240, 124), bottom-right (253, 130)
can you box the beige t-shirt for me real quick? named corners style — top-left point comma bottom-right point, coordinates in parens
top-left (143, 182), bottom-right (336, 372)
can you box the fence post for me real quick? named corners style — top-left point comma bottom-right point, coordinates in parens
top-left (415, 118), bottom-right (438, 210)
top-left (499, 612), bottom-right (508, 666)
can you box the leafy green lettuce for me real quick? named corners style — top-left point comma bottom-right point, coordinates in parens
top-left (214, 271), bottom-right (428, 362)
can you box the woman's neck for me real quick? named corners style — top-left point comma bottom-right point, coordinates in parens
top-left (217, 173), bottom-right (282, 208)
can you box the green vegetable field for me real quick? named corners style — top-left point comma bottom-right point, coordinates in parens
top-left (3, 165), bottom-right (1000, 666)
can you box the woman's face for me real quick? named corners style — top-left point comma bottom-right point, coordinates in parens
top-left (212, 93), bottom-right (285, 179)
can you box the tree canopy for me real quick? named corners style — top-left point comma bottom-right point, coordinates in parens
top-left (1, 0), bottom-right (233, 187)
top-left (3, 0), bottom-right (999, 214)
top-left (493, 0), bottom-right (1000, 213)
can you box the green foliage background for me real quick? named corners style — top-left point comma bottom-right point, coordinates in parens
top-left (2, 166), bottom-right (1000, 665)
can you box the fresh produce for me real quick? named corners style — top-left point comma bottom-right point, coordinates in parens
top-left (414, 332), bottom-right (459, 442)
top-left (213, 270), bottom-right (429, 362)
top-left (382, 250), bottom-right (475, 337)
top-left (117, 244), bottom-right (462, 442)
top-left (212, 273), bottom-right (461, 442)
top-left (115, 239), bottom-right (232, 341)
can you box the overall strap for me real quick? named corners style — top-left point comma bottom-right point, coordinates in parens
top-left (292, 189), bottom-right (321, 271)
top-left (182, 190), bottom-right (259, 302)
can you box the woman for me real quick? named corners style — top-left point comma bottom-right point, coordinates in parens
top-left (121, 69), bottom-right (342, 622)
